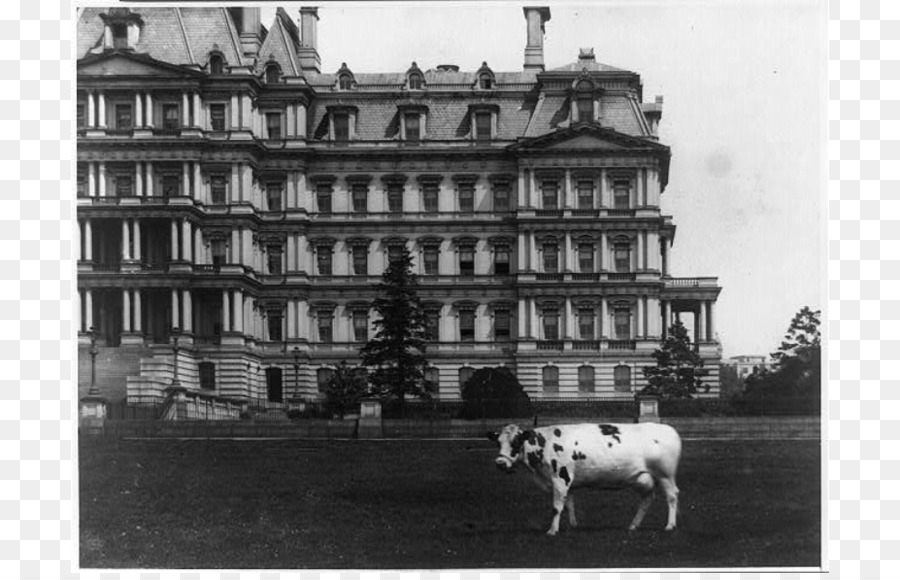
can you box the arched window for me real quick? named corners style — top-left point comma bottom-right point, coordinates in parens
top-left (209, 54), bottom-right (224, 75)
top-left (339, 74), bottom-right (352, 90)
top-left (578, 365), bottom-right (595, 393)
top-left (576, 80), bottom-right (593, 123)
top-left (459, 366), bottom-right (475, 389)
top-left (479, 73), bottom-right (492, 90)
top-left (614, 365), bottom-right (632, 392)
top-left (408, 73), bottom-right (423, 90)
top-left (266, 65), bottom-right (281, 84)
top-left (542, 365), bottom-right (559, 393)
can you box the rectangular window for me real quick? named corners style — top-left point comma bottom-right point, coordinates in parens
top-left (317, 311), bottom-right (333, 343)
top-left (458, 184), bottom-right (474, 213)
top-left (387, 184), bottom-right (403, 213)
top-left (266, 182), bottom-right (282, 211)
top-left (210, 174), bottom-right (227, 204)
top-left (353, 311), bottom-right (368, 342)
top-left (266, 112), bottom-right (282, 140)
top-left (578, 98), bottom-right (593, 124)
top-left (317, 247), bottom-right (332, 275)
top-left (423, 245), bottom-right (439, 275)
top-left (543, 310), bottom-right (559, 340)
top-left (459, 247), bottom-right (475, 277)
top-left (494, 246), bottom-right (510, 275)
top-left (578, 243), bottom-right (594, 272)
top-left (404, 113), bottom-right (420, 141)
top-left (199, 362), bottom-right (216, 390)
top-left (211, 239), bottom-right (226, 265)
top-left (459, 310), bottom-right (475, 342)
top-left (267, 245), bottom-right (282, 275)
top-left (316, 184), bottom-right (332, 214)
top-left (351, 184), bottom-right (367, 213)
top-left (542, 366), bottom-right (559, 393)
top-left (493, 184), bottom-right (510, 212)
top-left (577, 180), bottom-right (594, 209)
top-left (76, 104), bottom-right (85, 129)
top-left (475, 112), bottom-right (492, 141)
top-left (615, 309), bottom-right (631, 339)
top-left (543, 243), bottom-right (558, 273)
top-left (163, 104), bottom-right (179, 130)
top-left (613, 179), bottom-right (631, 209)
top-left (615, 245), bottom-right (631, 272)
top-left (578, 366), bottom-right (595, 393)
top-left (162, 174), bottom-right (180, 197)
top-left (268, 311), bottom-right (283, 342)
top-left (541, 181), bottom-right (558, 209)
top-left (352, 246), bottom-right (368, 276)
top-left (112, 23), bottom-right (128, 49)
top-left (115, 174), bottom-right (132, 197)
top-left (387, 244), bottom-right (403, 266)
top-left (115, 104), bottom-right (133, 129)
top-left (425, 308), bottom-right (440, 341)
top-left (210, 104), bottom-right (226, 131)
top-left (578, 308), bottom-right (595, 339)
top-left (422, 184), bottom-right (438, 213)
top-left (494, 310), bottom-right (510, 341)
top-left (333, 113), bottom-right (349, 141)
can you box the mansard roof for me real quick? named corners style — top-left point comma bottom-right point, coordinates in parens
top-left (254, 9), bottom-right (301, 77)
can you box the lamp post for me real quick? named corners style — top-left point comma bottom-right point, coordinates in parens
top-left (171, 326), bottom-right (181, 388)
top-left (292, 346), bottom-right (300, 400)
top-left (88, 326), bottom-right (99, 396)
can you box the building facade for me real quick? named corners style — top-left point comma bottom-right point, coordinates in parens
top-left (76, 6), bottom-right (722, 405)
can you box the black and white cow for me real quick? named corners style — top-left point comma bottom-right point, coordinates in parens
top-left (487, 422), bottom-right (682, 536)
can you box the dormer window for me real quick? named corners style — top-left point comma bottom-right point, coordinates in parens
top-left (339, 74), bottom-right (352, 90)
top-left (397, 105), bottom-right (427, 142)
top-left (209, 54), bottom-right (224, 75)
top-left (404, 113), bottom-right (420, 141)
top-left (265, 65), bottom-right (281, 84)
top-left (334, 113), bottom-right (349, 141)
top-left (408, 73), bottom-right (423, 90)
top-left (479, 73), bottom-right (492, 90)
top-left (100, 9), bottom-right (144, 51)
top-left (112, 23), bottom-right (128, 49)
top-left (573, 79), bottom-right (597, 123)
top-left (475, 112), bottom-right (491, 142)
top-left (469, 104), bottom-right (499, 142)
top-left (327, 105), bottom-right (357, 142)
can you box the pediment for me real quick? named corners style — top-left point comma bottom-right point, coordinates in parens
top-left (545, 134), bottom-right (626, 150)
top-left (511, 124), bottom-right (668, 153)
top-left (78, 52), bottom-right (199, 78)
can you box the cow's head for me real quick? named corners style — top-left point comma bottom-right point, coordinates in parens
top-left (487, 424), bottom-right (530, 473)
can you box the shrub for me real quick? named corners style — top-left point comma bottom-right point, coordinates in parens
top-left (458, 367), bottom-right (533, 419)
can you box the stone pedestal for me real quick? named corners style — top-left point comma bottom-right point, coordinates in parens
top-left (358, 399), bottom-right (383, 439)
top-left (79, 395), bottom-right (108, 435)
top-left (637, 395), bottom-right (660, 423)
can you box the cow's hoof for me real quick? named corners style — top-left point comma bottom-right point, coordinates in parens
top-left (627, 525), bottom-right (638, 533)
top-left (664, 525), bottom-right (676, 532)
top-left (545, 529), bottom-right (558, 537)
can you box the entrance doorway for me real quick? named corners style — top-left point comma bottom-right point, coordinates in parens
top-left (266, 367), bottom-right (283, 403)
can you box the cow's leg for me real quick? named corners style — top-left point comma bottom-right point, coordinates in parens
top-left (627, 472), bottom-right (655, 531)
top-left (565, 493), bottom-right (577, 527)
top-left (547, 480), bottom-right (569, 536)
top-left (658, 477), bottom-right (679, 531)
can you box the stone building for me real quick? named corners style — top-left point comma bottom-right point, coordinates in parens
top-left (76, 6), bottom-right (722, 406)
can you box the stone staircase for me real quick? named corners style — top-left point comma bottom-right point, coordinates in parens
top-left (78, 345), bottom-right (154, 402)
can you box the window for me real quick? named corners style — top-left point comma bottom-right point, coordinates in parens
top-left (163, 104), bottom-right (179, 130)
top-left (494, 309), bottom-right (510, 341)
top-left (352, 245), bottom-right (368, 275)
top-left (494, 246), bottom-right (510, 275)
top-left (459, 246), bottom-right (475, 277)
top-left (459, 310), bottom-right (475, 342)
top-left (210, 104), bottom-right (226, 131)
top-left (614, 365), bottom-right (632, 392)
top-left (577, 180), bottom-right (594, 209)
top-left (577, 94), bottom-right (593, 123)
top-left (266, 182), bottom-right (282, 211)
top-left (76, 104), bottom-right (85, 129)
top-left (615, 308), bottom-right (631, 339)
top-left (266, 65), bottom-right (280, 84)
top-left (422, 184), bottom-right (438, 213)
top-left (404, 113), bottom-right (420, 141)
top-left (316, 183), bottom-right (332, 214)
top-left (614, 243), bottom-right (631, 272)
top-left (211, 239), bottom-right (226, 265)
top-left (423, 245), bottom-right (439, 275)
top-left (424, 307), bottom-right (440, 341)
top-left (317, 368), bottom-right (335, 392)
top-left (339, 74), bottom-right (352, 90)
top-left (578, 308), bottom-right (595, 339)
top-left (316, 246), bottom-right (332, 275)
top-left (267, 310), bottom-right (283, 342)
top-left (333, 113), bottom-right (349, 141)
top-left (424, 367), bottom-right (439, 393)
top-left (115, 104), bottom-right (132, 129)
top-left (317, 310), bottom-right (333, 342)
top-left (162, 174), bottom-right (180, 197)
top-left (199, 362), bottom-right (216, 390)
top-left (541, 180), bottom-right (558, 209)
top-left (613, 179), bottom-right (631, 209)
top-left (479, 73), bottom-right (492, 90)
top-left (210, 174), bottom-right (227, 204)
top-left (387, 244), bottom-right (404, 267)
top-left (578, 366), bottom-right (595, 393)
top-left (408, 73), bottom-right (423, 90)
top-left (387, 184), bottom-right (403, 213)
top-left (353, 310), bottom-right (368, 342)
top-left (542, 366), bottom-right (559, 393)
top-left (578, 243), bottom-right (594, 272)
top-left (458, 184), bottom-right (474, 213)
top-left (493, 184), bottom-right (510, 212)
top-left (543, 243), bottom-right (558, 273)
top-left (266, 113), bottom-right (282, 140)
top-left (209, 55), bottom-right (224, 75)
top-left (115, 173), bottom-right (132, 197)
top-left (543, 309), bottom-right (559, 340)
top-left (351, 184), bottom-right (367, 213)
top-left (475, 112), bottom-right (492, 142)
top-left (112, 23), bottom-right (128, 49)
top-left (267, 245), bottom-right (282, 274)
top-left (459, 366), bottom-right (475, 389)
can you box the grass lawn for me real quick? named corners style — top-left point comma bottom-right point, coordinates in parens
top-left (79, 437), bottom-right (821, 569)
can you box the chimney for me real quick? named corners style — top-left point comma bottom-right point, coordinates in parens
top-left (523, 6), bottom-right (551, 71)
top-left (230, 8), bottom-right (261, 58)
top-left (298, 7), bottom-right (321, 73)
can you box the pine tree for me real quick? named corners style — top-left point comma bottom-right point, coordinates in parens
top-left (641, 320), bottom-right (708, 398)
top-left (359, 245), bottom-right (430, 408)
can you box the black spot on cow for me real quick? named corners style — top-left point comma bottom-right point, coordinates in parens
top-left (526, 450), bottom-right (542, 470)
top-left (599, 424), bottom-right (622, 443)
top-left (559, 466), bottom-right (571, 485)
top-left (553, 443), bottom-right (564, 454)
top-left (536, 432), bottom-right (547, 448)
top-left (608, 442), bottom-right (612, 448)
top-left (551, 459), bottom-right (557, 474)
top-left (572, 450), bottom-right (587, 461)
top-left (554, 428), bottom-right (562, 437)
top-left (654, 439), bottom-right (659, 444)
top-left (511, 429), bottom-right (536, 456)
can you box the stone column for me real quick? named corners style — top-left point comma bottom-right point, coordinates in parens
top-left (564, 232), bottom-right (573, 272)
top-left (146, 162), bottom-right (154, 196)
top-left (98, 162), bottom-right (106, 197)
top-left (241, 164), bottom-right (252, 206)
top-left (194, 163), bottom-right (203, 204)
top-left (87, 91), bottom-right (95, 127)
top-left (171, 288), bottom-right (180, 330)
top-left (230, 94), bottom-right (239, 129)
top-left (121, 220), bottom-right (131, 261)
top-left (135, 163), bottom-right (143, 197)
top-left (85, 289), bottom-right (93, 331)
top-left (708, 301), bottom-right (716, 341)
top-left (517, 232), bottom-right (527, 272)
top-left (529, 232), bottom-right (537, 271)
top-left (661, 300), bottom-right (669, 338)
top-left (636, 297), bottom-right (644, 339)
top-left (517, 299), bottom-right (527, 339)
top-left (529, 170), bottom-right (538, 208)
top-left (181, 162), bottom-right (190, 198)
top-left (241, 94), bottom-right (252, 129)
top-left (97, 92), bottom-right (106, 128)
top-left (517, 169), bottom-right (526, 208)
top-left (698, 302), bottom-right (706, 342)
top-left (170, 220), bottom-right (179, 262)
top-left (298, 300), bottom-right (309, 340)
top-left (135, 93), bottom-right (143, 128)
top-left (84, 219), bottom-right (92, 261)
top-left (181, 219), bottom-right (192, 262)
top-left (636, 232), bottom-right (644, 271)
top-left (193, 93), bottom-right (201, 128)
top-left (145, 93), bottom-right (154, 128)
top-left (599, 297), bottom-right (607, 338)
top-left (193, 228), bottom-right (203, 265)
top-left (88, 163), bottom-right (96, 196)
top-left (528, 298), bottom-right (537, 338)
top-left (564, 169), bottom-right (573, 208)
top-left (183, 290), bottom-right (193, 333)
top-left (123, 289), bottom-right (131, 332)
top-left (134, 289), bottom-right (142, 332)
top-left (222, 289), bottom-right (231, 332)
top-left (181, 93), bottom-right (190, 127)
top-left (564, 298), bottom-right (573, 339)
top-left (287, 300), bottom-right (296, 339)
top-left (233, 289), bottom-right (244, 333)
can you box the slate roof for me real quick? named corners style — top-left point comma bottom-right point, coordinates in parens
top-left (256, 9), bottom-right (300, 76)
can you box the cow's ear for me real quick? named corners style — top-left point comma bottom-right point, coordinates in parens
top-left (486, 431), bottom-right (500, 442)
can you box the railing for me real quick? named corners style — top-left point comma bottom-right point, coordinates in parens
top-left (572, 273), bottom-right (601, 281)
top-left (92, 263), bottom-right (121, 272)
top-left (607, 209), bottom-right (636, 217)
top-left (152, 128), bottom-right (181, 136)
top-left (571, 209), bottom-right (600, 217)
top-left (536, 273), bottom-right (563, 281)
top-left (537, 340), bottom-right (564, 350)
top-left (93, 197), bottom-right (120, 205)
top-left (608, 272), bottom-right (636, 281)
top-left (664, 277), bottom-right (719, 287)
top-left (193, 264), bottom-right (221, 273)
top-left (141, 262), bottom-right (168, 272)
top-left (608, 340), bottom-right (637, 350)
top-left (106, 128), bottom-right (134, 136)
top-left (141, 196), bottom-right (167, 205)
top-left (572, 340), bottom-right (601, 350)
top-left (536, 209), bottom-right (564, 217)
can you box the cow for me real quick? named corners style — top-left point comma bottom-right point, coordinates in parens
top-left (487, 422), bottom-right (682, 536)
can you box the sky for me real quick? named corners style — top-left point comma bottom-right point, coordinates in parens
top-left (260, 1), bottom-right (824, 359)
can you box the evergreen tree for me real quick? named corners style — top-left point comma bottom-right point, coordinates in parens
top-left (641, 320), bottom-right (708, 398)
top-left (323, 361), bottom-right (368, 419)
top-left (359, 245), bottom-right (430, 408)
top-left (458, 367), bottom-right (533, 419)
